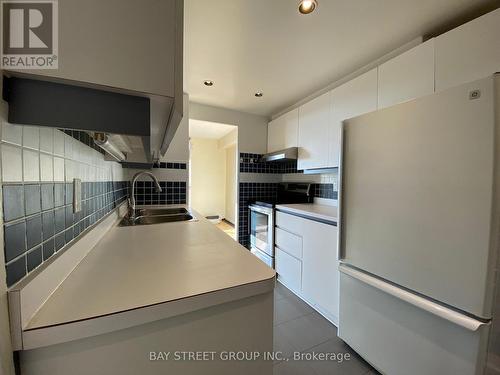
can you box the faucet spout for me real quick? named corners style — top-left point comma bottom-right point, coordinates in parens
top-left (129, 171), bottom-right (162, 217)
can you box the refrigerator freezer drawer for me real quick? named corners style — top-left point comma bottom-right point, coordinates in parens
top-left (339, 268), bottom-right (490, 375)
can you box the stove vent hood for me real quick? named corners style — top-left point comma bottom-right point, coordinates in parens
top-left (261, 147), bottom-right (298, 162)
top-left (2, 74), bottom-right (183, 164)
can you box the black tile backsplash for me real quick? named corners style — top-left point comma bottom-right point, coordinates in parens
top-left (238, 182), bottom-right (279, 247)
top-left (239, 153), bottom-right (300, 174)
top-left (2, 185), bottom-right (24, 222)
top-left (3, 180), bottom-right (129, 287)
top-left (133, 181), bottom-right (187, 205)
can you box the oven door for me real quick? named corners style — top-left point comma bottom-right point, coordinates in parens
top-left (249, 205), bottom-right (274, 258)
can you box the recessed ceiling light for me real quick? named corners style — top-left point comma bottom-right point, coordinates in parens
top-left (298, 0), bottom-right (317, 14)
top-left (203, 80), bottom-right (214, 86)
top-left (255, 92), bottom-right (263, 97)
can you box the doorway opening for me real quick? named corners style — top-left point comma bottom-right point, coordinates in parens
top-left (189, 119), bottom-right (238, 240)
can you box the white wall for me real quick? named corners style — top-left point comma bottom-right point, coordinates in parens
top-left (189, 102), bottom-right (268, 154)
top-left (225, 145), bottom-right (237, 224)
top-left (190, 138), bottom-right (226, 218)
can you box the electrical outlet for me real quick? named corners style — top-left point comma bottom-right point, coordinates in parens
top-left (73, 178), bottom-right (82, 213)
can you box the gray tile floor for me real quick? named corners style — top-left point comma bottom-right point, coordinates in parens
top-left (273, 281), bottom-right (379, 375)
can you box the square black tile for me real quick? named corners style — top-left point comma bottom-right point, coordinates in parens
top-left (65, 206), bottom-right (74, 228)
top-left (41, 184), bottom-right (54, 211)
top-left (27, 246), bottom-right (42, 272)
top-left (24, 184), bottom-right (41, 216)
top-left (74, 224), bottom-right (81, 237)
top-left (54, 207), bottom-right (65, 233)
top-left (2, 185), bottom-right (24, 222)
top-left (65, 183), bottom-right (73, 205)
top-left (6, 256), bottom-right (26, 287)
top-left (54, 233), bottom-right (65, 252)
top-left (26, 215), bottom-right (42, 249)
top-left (4, 221), bottom-right (26, 263)
top-left (65, 228), bottom-right (73, 243)
top-left (42, 238), bottom-right (55, 260)
top-left (54, 184), bottom-right (65, 207)
top-left (41, 211), bottom-right (55, 240)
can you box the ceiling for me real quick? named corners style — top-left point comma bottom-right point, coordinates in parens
top-left (189, 119), bottom-right (237, 139)
top-left (184, 0), bottom-right (499, 117)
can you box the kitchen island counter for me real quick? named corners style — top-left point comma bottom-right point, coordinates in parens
top-left (17, 206), bottom-right (275, 354)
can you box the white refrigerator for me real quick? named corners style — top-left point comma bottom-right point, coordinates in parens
top-left (338, 74), bottom-right (500, 375)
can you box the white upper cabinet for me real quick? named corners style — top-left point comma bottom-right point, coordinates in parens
top-left (329, 68), bottom-right (378, 167)
top-left (435, 8), bottom-right (500, 92)
top-left (378, 39), bottom-right (435, 109)
top-left (267, 108), bottom-right (299, 153)
top-left (297, 91), bottom-right (332, 170)
top-left (10, 0), bottom-right (183, 97)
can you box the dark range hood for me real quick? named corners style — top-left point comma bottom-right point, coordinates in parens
top-left (2, 74), bottom-right (182, 164)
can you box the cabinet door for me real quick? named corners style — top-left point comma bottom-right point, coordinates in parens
top-left (267, 109), bottom-right (298, 153)
top-left (378, 39), bottom-right (435, 109)
top-left (13, 0), bottom-right (181, 97)
top-left (329, 68), bottom-right (378, 167)
top-left (435, 9), bottom-right (500, 92)
top-left (276, 248), bottom-right (302, 294)
top-left (298, 91), bottom-right (332, 170)
top-left (267, 116), bottom-right (285, 153)
top-left (302, 219), bottom-right (339, 323)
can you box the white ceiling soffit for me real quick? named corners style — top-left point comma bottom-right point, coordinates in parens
top-left (184, 0), bottom-right (498, 117)
top-left (189, 119), bottom-right (237, 139)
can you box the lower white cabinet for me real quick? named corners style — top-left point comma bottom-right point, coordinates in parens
top-left (275, 211), bottom-right (339, 324)
top-left (275, 247), bottom-right (302, 294)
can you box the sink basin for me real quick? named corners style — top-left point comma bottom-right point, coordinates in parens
top-left (136, 207), bottom-right (188, 216)
top-left (119, 209), bottom-right (197, 227)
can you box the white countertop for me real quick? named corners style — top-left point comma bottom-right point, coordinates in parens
top-left (276, 203), bottom-right (338, 223)
top-left (26, 208), bottom-right (275, 331)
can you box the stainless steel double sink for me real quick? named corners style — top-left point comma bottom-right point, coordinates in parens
top-left (119, 207), bottom-right (197, 227)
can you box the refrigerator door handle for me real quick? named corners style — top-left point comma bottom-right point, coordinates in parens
top-left (337, 122), bottom-right (346, 261)
top-left (339, 264), bottom-right (490, 332)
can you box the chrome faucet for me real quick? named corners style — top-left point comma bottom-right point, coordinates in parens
top-left (129, 171), bottom-right (162, 218)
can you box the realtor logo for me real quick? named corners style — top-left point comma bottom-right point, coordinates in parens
top-left (1, 0), bottom-right (58, 69)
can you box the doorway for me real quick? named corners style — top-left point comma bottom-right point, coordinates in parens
top-left (189, 119), bottom-right (238, 240)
